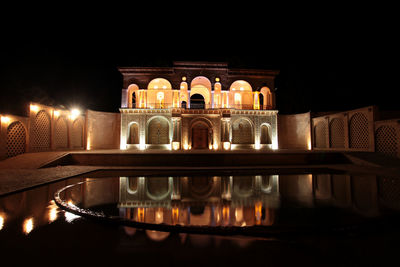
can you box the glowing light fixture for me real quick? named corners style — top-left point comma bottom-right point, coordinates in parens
top-left (30, 104), bottom-right (39, 113)
top-left (23, 217), bottom-right (34, 235)
top-left (70, 108), bottom-right (80, 121)
top-left (1, 116), bottom-right (10, 124)
top-left (53, 110), bottom-right (60, 117)
top-left (0, 214), bottom-right (4, 230)
top-left (223, 142), bottom-right (231, 150)
top-left (172, 142), bottom-right (180, 150)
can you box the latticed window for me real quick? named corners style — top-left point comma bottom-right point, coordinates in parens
top-left (232, 119), bottom-right (253, 144)
top-left (31, 110), bottom-right (51, 152)
top-left (147, 118), bottom-right (169, 144)
top-left (329, 118), bottom-right (345, 148)
top-left (375, 125), bottom-right (398, 157)
top-left (54, 116), bottom-right (68, 149)
top-left (71, 119), bottom-right (83, 148)
top-left (349, 113), bottom-right (369, 149)
top-left (313, 121), bottom-right (327, 148)
top-left (378, 176), bottom-right (400, 209)
top-left (6, 121), bottom-right (26, 157)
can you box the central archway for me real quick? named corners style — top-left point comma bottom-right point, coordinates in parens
top-left (190, 93), bottom-right (205, 109)
top-left (190, 118), bottom-right (213, 149)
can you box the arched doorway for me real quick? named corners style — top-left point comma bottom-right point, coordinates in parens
top-left (190, 94), bottom-right (205, 109)
top-left (259, 94), bottom-right (264, 110)
top-left (191, 122), bottom-right (210, 149)
top-left (147, 117), bottom-right (170, 144)
top-left (127, 123), bottom-right (139, 144)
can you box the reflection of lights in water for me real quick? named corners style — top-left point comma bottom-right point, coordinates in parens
top-left (172, 207), bottom-right (179, 224)
top-left (0, 214), bottom-right (4, 230)
top-left (255, 201), bottom-right (262, 225)
top-left (235, 207), bottom-right (243, 222)
top-left (137, 208), bottom-right (145, 222)
top-left (65, 212), bottom-right (80, 223)
top-left (47, 200), bottom-right (58, 223)
top-left (23, 218), bottom-right (34, 235)
top-left (145, 230), bottom-right (170, 242)
top-left (222, 205), bottom-right (230, 224)
top-left (155, 209), bottom-right (163, 224)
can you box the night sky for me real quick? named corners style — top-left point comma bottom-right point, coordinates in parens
top-left (1, 11), bottom-right (398, 117)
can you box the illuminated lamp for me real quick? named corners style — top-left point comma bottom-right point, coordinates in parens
top-left (1, 116), bottom-right (10, 124)
top-left (182, 76), bottom-right (187, 81)
top-left (30, 104), bottom-right (39, 113)
top-left (172, 141), bottom-right (180, 150)
top-left (215, 77), bottom-right (220, 82)
top-left (23, 217), bottom-right (34, 235)
top-left (213, 143), bottom-right (218, 150)
top-left (70, 108), bottom-right (80, 121)
top-left (223, 142), bottom-right (231, 150)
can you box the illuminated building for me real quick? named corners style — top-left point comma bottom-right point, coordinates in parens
top-left (119, 62), bottom-right (279, 150)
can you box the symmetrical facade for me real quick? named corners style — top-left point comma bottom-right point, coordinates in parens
top-left (119, 62), bottom-right (280, 150)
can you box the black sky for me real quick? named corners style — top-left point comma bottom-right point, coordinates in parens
top-left (1, 9), bottom-right (398, 116)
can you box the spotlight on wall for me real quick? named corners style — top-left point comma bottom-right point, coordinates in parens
top-left (223, 142), bottom-right (231, 150)
top-left (30, 104), bottom-right (39, 113)
top-left (69, 108), bottom-right (80, 121)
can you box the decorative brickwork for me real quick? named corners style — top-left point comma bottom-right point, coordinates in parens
top-left (375, 125), bottom-right (398, 157)
top-left (147, 117), bottom-right (169, 144)
top-left (71, 119), bottom-right (84, 148)
top-left (349, 113), bottom-right (369, 149)
top-left (31, 110), bottom-right (51, 152)
top-left (329, 118), bottom-right (345, 148)
top-left (314, 121), bottom-right (327, 148)
top-left (232, 118), bottom-right (253, 144)
top-left (54, 116), bottom-right (68, 149)
top-left (6, 121), bottom-right (26, 157)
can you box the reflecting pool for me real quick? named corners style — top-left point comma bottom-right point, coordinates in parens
top-left (1, 173), bottom-right (400, 266)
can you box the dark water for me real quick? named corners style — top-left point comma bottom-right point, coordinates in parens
top-left (1, 173), bottom-right (400, 266)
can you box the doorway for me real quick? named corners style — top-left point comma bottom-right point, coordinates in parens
top-left (192, 123), bottom-right (209, 149)
top-left (190, 94), bottom-right (205, 109)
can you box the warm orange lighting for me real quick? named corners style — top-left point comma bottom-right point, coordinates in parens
top-left (1, 116), bottom-right (10, 124)
top-left (213, 143), bottom-right (218, 150)
top-left (209, 144), bottom-right (213, 150)
top-left (0, 214), bottom-right (5, 230)
top-left (48, 200), bottom-right (58, 223)
top-left (69, 108), bottom-right (80, 120)
top-left (183, 143), bottom-right (189, 150)
top-left (222, 205), bottom-right (230, 224)
top-left (23, 217), bottom-right (34, 235)
top-left (182, 76), bottom-right (186, 81)
top-left (223, 142), bottom-right (231, 150)
top-left (155, 208), bottom-right (163, 224)
top-left (172, 207), bottom-right (179, 224)
top-left (30, 104), bottom-right (39, 112)
top-left (53, 110), bottom-right (60, 117)
top-left (255, 201), bottom-right (262, 225)
top-left (253, 92), bottom-right (260, 110)
top-left (172, 141), bottom-right (180, 150)
top-left (137, 208), bottom-right (145, 222)
top-left (215, 77), bottom-right (220, 82)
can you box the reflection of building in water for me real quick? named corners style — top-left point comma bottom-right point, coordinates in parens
top-left (118, 176), bottom-right (280, 227)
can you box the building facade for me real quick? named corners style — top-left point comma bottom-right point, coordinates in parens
top-left (119, 62), bottom-right (279, 150)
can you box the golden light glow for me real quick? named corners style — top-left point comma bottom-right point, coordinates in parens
top-left (172, 207), bottom-right (179, 224)
top-left (0, 214), bottom-right (4, 230)
top-left (255, 143), bottom-right (261, 150)
top-left (155, 208), bottom-right (163, 224)
top-left (87, 138), bottom-right (91, 150)
top-left (137, 208), bottom-right (145, 222)
top-left (307, 136), bottom-right (312, 150)
top-left (223, 142), bottom-right (231, 150)
top-left (65, 212), bottom-right (80, 223)
top-left (213, 143), bottom-right (218, 150)
top-left (209, 144), bottom-right (213, 150)
top-left (53, 110), bottom-right (60, 117)
top-left (182, 76), bottom-right (186, 81)
top-left (1, 116), bottom-right (10, 124)
top-left (139, 143), bottom-right (146, 150)
top-left (234, 93), bottom-right (241, 105)
top-left (48, 200), bottom-right (58, 223)
top-left (30, 104), bottom-right (39, 112)
top-left (23, 217), bottom-right (34, 235)
top-left (235, 207), bottom-right (243, 222)
top-left (183, 143), bottom-right (189, 150)
top-left (253, 92), bottom-right (260, 110)
top-left (172, 141), bottom-right (180, 150)
top-left (70, 108), bottom-right (80, 121)
top-left (255, 201), bottom-right (262, 225)
top-left (215, 77), bottom-right (220, 82)
top-left (222, 205), bottom-right (230, 224)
